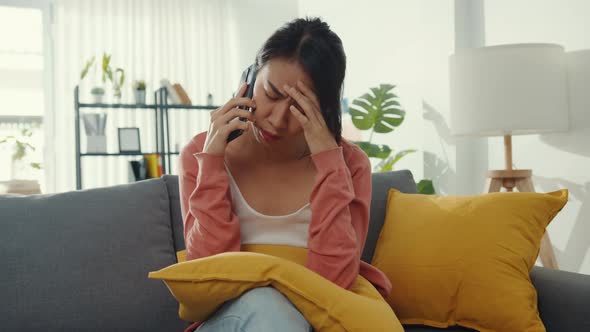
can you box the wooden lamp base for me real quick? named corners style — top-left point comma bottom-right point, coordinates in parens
top-left (486, 135), bottom-right (559, 270)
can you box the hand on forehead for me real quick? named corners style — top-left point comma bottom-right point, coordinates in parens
top-left (260, 58), bottom-right (315, 97)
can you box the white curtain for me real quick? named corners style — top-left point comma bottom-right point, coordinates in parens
top-left (45, 0), bottom-right (239, 193)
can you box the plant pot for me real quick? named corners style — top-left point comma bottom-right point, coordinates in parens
top-left (134, 90), bottom-right (146, 104)
top-left (92, 93), bottom-right (104, 104)
top-left (10, 158), bottom-right (40, 182)
top-left (0, 179), bottom-right (41, 195)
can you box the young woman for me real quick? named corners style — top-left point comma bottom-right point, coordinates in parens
top-left (179, 17), bottom-right (391, 332)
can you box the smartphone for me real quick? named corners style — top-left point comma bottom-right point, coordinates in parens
top-left (227, 64), bottom-right (257, 143)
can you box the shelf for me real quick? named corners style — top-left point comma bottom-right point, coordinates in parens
top-left (164, 104), bottom-right (218, 110)
top-left (78, 102), bottom-right (217, 110)
top-left (80, 152), bottom-right (180, 157)
top-left (75, 85), bottom-right (205, 190)
top-left (78, 103), bottom-right (157, 109)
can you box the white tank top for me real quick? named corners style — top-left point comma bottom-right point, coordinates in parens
top-left (224, 164), bottom-right (311, 248)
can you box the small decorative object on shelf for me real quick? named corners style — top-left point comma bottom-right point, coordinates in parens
top-left (207, 92), bottom-right (213, 106)
top-left (160, 79), bottom-right (192, 105)
top-left (112, 68), bottom-right (125, 103)
top-left (91, 87), bottom-right (105, 104)
top-left (134, 80), bottom-right (147, 104)
top-left (118, 127), bottom-right (141, 154)
top-left (173, 83), bottom-right (192, 105)
top-left (82, 113), bottom-right (107, 153)
top-left (160, 79), bottom-right (181, 104)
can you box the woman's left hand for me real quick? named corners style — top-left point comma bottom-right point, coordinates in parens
top-left (284, 80), bottom-right (338, 155)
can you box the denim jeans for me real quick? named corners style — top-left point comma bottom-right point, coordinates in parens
top-left (195, 287), bottom-right (313, 332)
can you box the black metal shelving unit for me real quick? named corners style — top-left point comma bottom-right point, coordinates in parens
top-left (74, 85), bottom-right (218, 190)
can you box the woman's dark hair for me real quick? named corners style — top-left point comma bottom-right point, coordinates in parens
top-left (256, 17), bottom-right (346, 144)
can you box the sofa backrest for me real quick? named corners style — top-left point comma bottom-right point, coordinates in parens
top-left (1, 170), bottom-right (417, 331)
top-left (1, 178), bottom-right (186, 332)
top-left (163, 169), bottom-right (418, 264)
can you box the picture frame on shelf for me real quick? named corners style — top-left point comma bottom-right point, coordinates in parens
top-left (118, 127), bottom-right (141, 154)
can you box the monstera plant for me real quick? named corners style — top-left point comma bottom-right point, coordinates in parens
top-left (348, 84), bottom-right (435, 194)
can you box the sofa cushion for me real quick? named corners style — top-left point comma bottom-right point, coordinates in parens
top-left (0, 178), bottom-right (186, 332)
top-left (372, 188), bottom-right (568, 332)
top-left (150, 246), bottom-right (404, 332)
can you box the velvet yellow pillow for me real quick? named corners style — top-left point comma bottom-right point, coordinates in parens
top-left (149, 244), bottom-right (403, 332)
top-left (372, 189), bottom-right (568, 332)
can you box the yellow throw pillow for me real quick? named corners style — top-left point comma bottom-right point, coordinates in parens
top-left (372, 189), bottom-right (568, 332)
top-left (149, 244), bottom-right (403, 332)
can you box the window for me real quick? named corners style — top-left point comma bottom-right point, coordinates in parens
top-left (0, 4), bottom-right (46, 183)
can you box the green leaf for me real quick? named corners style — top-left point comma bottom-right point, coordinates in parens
top-left (348, 84), bottom-right (405, 134)
top-left (116, 68), bottom-right (125, 86)
top-left (14, 142), bottom-right (26, 160)
top-left (102, 53), bottom-right (112, 83)
top-left (417, 179), bottom-right (435, 195)
top-left (30, 162), bottom-right (42, 170)
top-left (353, 141), bottom-right (392, 159)
top-left (373, 108), bottom-right (405, 133)
top-left (351, 99), bottom-right (376, 115)
top-left (381, 99), bottom-right (400, 108)
top-left (21, 128), bottom-right (32, 137)
top-left (349, 106), bottom-right (374, 130)
top-left (359, 92), bottom-right (377, 105)
top-left (80, 56), bottom-right (95, 81)
top-left (377, 149), bottom-right (416, 171)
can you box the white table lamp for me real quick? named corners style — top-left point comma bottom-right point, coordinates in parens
top-left (449, 43), bottom-right (570, 269)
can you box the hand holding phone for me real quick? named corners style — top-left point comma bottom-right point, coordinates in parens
top-left (227, 64), bottom-right (257, 143)
top-left (202, 83), bottom-right (256, 156)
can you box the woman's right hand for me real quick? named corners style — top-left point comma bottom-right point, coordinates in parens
top-left (203, 83), bottom-right (256, 156)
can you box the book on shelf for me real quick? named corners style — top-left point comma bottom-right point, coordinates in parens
top-left (173, 83), bottom-right (192, 105)
top-left (128, 154), bottom-right (163, 182)
top-left (160, 79), bottom-right (182, 104)
top-left (160, 80), bottom-right (193, 105)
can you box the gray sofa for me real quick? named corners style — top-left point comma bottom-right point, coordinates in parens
top-left (2, 170), bottom-right (589, 331)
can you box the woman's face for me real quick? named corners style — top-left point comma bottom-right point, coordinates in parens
top-left (250, 58), bottom-right (315, 145)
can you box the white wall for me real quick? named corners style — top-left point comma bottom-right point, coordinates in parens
top-left (229, 0), bottom-right (299, 88)
top-left (485, 0), bottom-right (590, 274)
top-left (420, 0), bottom-right (460, 195)
top-left (297, 0), bottom-right (445, 184)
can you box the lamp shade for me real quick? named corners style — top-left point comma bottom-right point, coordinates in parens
top-left (449, 43), bottom-right (569, 137)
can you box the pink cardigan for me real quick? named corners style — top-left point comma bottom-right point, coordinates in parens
top-left (179, 131), bottom-right (392, 330)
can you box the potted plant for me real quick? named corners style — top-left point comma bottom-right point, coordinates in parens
top-left (0, 128), bottom-right (42, 180)
top-left (80, 56), bottom-right (104, 103)
top-left (90, 86), bottom-right (105, 103)
top-left (134, 80), bottom-right (147, 104)
top-left (80, 53), bottom-right (125, 103)
top-left (101, 53), bottom-right (125, 103)
top-left (348, 84), bottom-right (435, 194)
